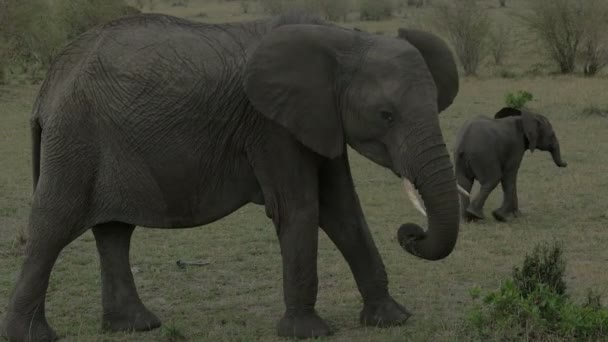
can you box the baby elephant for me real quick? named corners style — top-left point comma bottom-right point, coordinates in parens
top-left (454, 107), bottom-right (567, 222)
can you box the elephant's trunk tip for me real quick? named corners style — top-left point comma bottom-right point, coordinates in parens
top-left (397, 223), bottom-right (452, 261)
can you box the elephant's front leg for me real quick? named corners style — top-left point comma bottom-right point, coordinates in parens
top-left (318, 156), bottom-right (410, 328)
top-left (251, 141), bottom-right (332, 339)
top-left (275, 208), bottom-right (332, 338)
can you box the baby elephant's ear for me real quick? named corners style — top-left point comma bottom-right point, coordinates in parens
top-left (494, 107), bottom-right (522, 119)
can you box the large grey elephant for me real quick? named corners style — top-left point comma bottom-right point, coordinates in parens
top-left (454, 107), bottom-right (567, 222)
top-left (1, 12), bottom-right (461, 341)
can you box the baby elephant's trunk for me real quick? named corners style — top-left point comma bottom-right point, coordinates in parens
top-left (550, 141), bottom-right (567, 167)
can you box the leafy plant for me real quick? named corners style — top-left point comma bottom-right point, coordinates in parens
top-left (513, 241), bottom-right (566, 297)
top-left (466, 242), bottom-right (608, 340)
top-left (504, 90), bottom-right (534, 109)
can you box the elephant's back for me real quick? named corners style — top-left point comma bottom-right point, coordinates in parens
top-left (34, 14), bottom-right (265, 122)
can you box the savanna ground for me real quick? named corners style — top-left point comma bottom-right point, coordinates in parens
top-left (1, 0), bottom-right (608, 341)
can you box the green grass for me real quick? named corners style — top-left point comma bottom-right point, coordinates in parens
top-left (2, 1), bottom-right (608, 341)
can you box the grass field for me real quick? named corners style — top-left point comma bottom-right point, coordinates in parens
top-left (1, 1), bottom-right (608, 341)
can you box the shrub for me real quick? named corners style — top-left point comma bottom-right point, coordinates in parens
top-left (317, 0), bottom-right (351, 22)
top-left (512, 242), bottom-right (566, 297)
top-left (521, 0), bottom-right (586, 74)
top-left (467, 242), bottom-right (608, 341)
top-left (359, 0), bottom-right (393, 21)
top-left (240, 0), bottom-right (251, 14)
top-left (0, 0), bottom-right (66, 70)
top-left (487, 23), bottom-right (511, 65)
top-left (56, 0), bottom-right (130, 40)
top-left (581, 104), bottom-right (608, 118)
top-left (504, 90), bottom-right (533, 109)
top-left (496, 69), bottom-right (517, 79)
top-left (431, 0), bottom-right (490, 76)
top-left (578, 0), bottom-right (608, 76)
top-left (260, 0), bottom-right (319, 16)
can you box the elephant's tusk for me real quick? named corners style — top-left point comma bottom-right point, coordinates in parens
top-left (457, 184), bottom-right (470, 198)
top-left (403, 179), bottom-right (427, 217)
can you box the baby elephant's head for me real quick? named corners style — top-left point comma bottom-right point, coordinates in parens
top-left (495, 107), bottom-right (567, 168)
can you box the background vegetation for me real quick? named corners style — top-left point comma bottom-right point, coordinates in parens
top-left (1, 0), bottom-right (607, 341)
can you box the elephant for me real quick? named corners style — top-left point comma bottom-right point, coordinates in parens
top-left (453, 107), bottom-right (567, 223)
top-left (1, 12), bottom-right (462, 341)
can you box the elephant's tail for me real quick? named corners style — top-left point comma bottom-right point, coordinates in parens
top-left (31, 118), bottom-right (41, 192)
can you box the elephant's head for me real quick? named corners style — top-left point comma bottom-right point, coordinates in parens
top-left (495, 107), bottom-right (567, 168)
top-left (244, 24), bottom-right (461, 261)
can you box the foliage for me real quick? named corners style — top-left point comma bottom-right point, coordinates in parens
top-left (520, 0), bottom-right (608, 74)
top-left (259, 0), bottom-right (352, 22)
top-left (467, 242), bottom-right (608, 341)
top-left (258, 0), bottom-right (313, 15)
top-left (512, 242), bottom-right (566, 297)
top-left (578, 0), bottom-right (608, 76)
top-left (580, 104), bottom-right (608, 118)
top-left (317, 0), bottom-right (351, 22)
top-left (431, 0), bottom-right (490, 76)
top-left (0, 0), bottom-right (66, 74)
top-left (488, 23), bottom-right (511, 65)
top-left (0, 0), bottom-right (132, 82)
top-left (359, 0), bottom-right (393, 21)
top-left (504, 90), bottom-right (533, 109)
top-left (55, 0), bottom-right (131, 40)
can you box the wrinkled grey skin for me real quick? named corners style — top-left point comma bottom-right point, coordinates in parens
top-left (1, 13), bottom-right (461, 341)
top-left (454, 107), bottom-right (567, 222)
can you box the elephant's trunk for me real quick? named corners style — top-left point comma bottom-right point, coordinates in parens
top-left (550, 142), bottom-right (567, 167)
top-left (396, 132), bottom-right (460, 261)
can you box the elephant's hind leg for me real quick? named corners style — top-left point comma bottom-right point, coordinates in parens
top-left (92, 222), bottom-right (161, 332)
top-left (1, 206), bottom-right (86, 341)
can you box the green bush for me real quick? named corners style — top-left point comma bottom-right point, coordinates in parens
top-left (467, 242), bottom-right (608, 340)
top-left (513, 241), bottom-right (566, 297)
top-left (504, 90), bottom-right (534, 109)
top-left (359, 0), bottom-right (393, 21)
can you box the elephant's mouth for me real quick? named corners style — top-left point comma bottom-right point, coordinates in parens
top-left (401, 177), bottom-right (470, 217)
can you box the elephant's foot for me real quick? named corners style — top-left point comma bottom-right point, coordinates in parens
top-left (1, 313), bottom-right (59, 342)
top-left (465, 207), bottom-right (485, 222)
top-left (492, 209), bottom-right (522, 222)
top-left (277, 310), bottom-right (332, 339)
top-left (492, 209), bottom-right (507, 222)
top-left (101, 304), bottom-right (161, 332)
top-left (360, 297), bottom-right (411, 328)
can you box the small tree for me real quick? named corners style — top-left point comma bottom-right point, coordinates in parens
top-left (578, 0), bottom-right (608, 76)
top-left (521, 0), bottom-right (585, 74)
top-left (488, 23), bottom-right (511, 65)
top-left (432, 0), bottom-right (490, 76)
top-left (499, 0), bottom-right (506, 7)
top-left (240, 0), bottom-right (250, 14)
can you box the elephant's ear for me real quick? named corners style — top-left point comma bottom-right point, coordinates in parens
top-left (494, 106), bottom-right (521, 119)
top-left (494, 107), bottom-right (539, 151)
top-left (244, 24), bottom-right (348, 159)
top-left (397, 28), bottom-right (459, 113)
top-left (520, 110), bottom-right (539, 152)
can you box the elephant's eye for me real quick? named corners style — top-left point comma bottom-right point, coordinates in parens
top-left (380, 111), bottom-right (394, 124)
